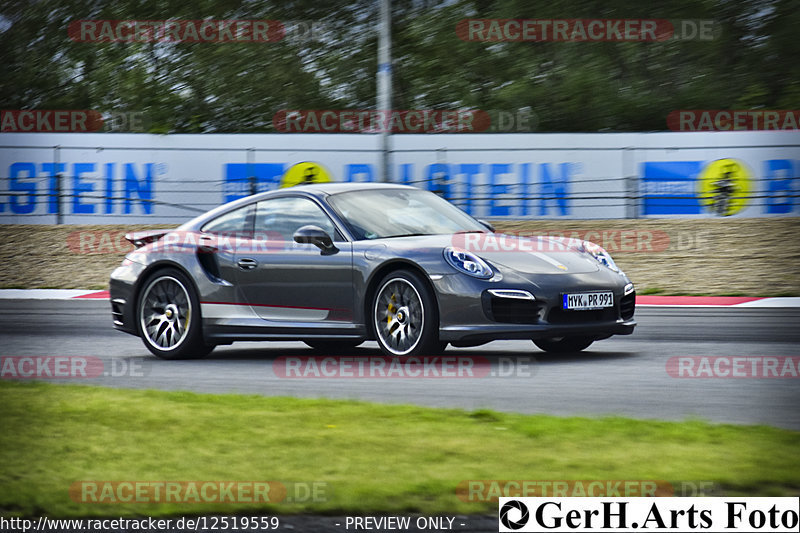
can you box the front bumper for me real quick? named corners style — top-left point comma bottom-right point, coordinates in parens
top-left (439, 319), bottom-right (636, 342)
top-left (109, 261), bottom-right (147, 336)
top-left (432, 269), bottom-right (636, 342)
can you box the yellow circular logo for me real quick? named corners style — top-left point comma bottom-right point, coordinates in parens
top-left (280, 161), bottom-right (333, 188)
top-left (697, 158), bottom-right (752, 216)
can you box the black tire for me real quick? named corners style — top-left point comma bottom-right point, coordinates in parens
top-left (372, 269), bottom-right (441, 357)
top-left (533, 336), bottom-right (594, 353)
top-left (304, 340), bottom-right (364, 353)
top-left (136, 267), bottom-right (214, 359)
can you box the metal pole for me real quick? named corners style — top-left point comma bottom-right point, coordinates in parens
top-left (247, 147), bottom-right (256, 195)
top-left (623, 147), bottom-right (639, 219)
top-left (377, 0), bottom-right (392, 182)
top-left (54, 145), bottom-right (62, 224)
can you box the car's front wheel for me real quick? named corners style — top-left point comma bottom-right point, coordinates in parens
top-left (533, 336), bottom-right (595, 353)
top-left (372, 270), bottom-right (442, 357)
top-left (137, 268), bottom-right (214, 359)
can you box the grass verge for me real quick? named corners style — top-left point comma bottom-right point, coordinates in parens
top-left (1, 381), bottom-right (798, 518)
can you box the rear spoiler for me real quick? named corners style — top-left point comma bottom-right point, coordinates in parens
top-left (125, 229), bottom-right (176, 249)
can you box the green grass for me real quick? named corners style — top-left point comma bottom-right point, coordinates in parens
top-left (640, 287), bottom-right (665, 295)
top-left (1, 381), bottom-right (798, 518)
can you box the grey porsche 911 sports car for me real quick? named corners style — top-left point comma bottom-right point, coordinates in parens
top-left (110, 183), bottom-right (635, 359)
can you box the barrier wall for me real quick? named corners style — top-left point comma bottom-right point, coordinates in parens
top-left (0, 131), bottom-right (797, 223)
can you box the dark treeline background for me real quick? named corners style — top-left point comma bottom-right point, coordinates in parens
top-left (1, 0), bottom-right (797, 133)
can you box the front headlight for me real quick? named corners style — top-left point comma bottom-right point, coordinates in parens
top-left (443, 247), bottom-right (493, 279)
top-left (582, 240), bottom-right (624, 275)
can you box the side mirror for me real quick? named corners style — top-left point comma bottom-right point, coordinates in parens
top-left (478, 219), bottom-right (495, 233)
top-left (293, 225), bottom-right (338, 255)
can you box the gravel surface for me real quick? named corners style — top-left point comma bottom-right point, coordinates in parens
top-left (1, 218), bottom-right (798, 295)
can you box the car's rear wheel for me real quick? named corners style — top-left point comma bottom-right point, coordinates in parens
top-left (372, 270), bottom-right (442, 357)
top-left (533, 336), bottom-right (594, 353)
top-left (137, 268), bottom-right (214, 359)
top-left (304, 340), bottom-right (364, 353)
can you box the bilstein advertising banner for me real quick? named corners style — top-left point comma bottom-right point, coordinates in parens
top-left (0, 131), bottom-right (796, 223)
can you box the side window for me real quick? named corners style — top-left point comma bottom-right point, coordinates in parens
top-left (202, 205), bottom-right (252, 235)
top-left (254, 197), bottom-right (340, 242)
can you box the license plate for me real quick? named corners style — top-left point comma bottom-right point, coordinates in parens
top-left (562, 291), bottom-right (614, 310)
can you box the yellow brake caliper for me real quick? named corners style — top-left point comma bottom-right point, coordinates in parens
top-left (388, 294), bottom-right (396, 324)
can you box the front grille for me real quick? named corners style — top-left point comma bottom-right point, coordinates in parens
top-left (488, 297), bottom-right (543, 324)
top-left (548, 307), bottom-right (617, 325)
top-left (620, 291), bottom-right (636, 320)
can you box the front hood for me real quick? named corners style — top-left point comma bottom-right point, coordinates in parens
top-left (467, 234), bottom-right (600, 274)
top-left (373, 233), bottom-right (601, 275)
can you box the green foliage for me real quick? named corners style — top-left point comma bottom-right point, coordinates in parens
top-left (0, 0), bottom-right (796, 132)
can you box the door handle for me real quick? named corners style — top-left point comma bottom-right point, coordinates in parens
top-left (237, 258), bottom-right (258, 270)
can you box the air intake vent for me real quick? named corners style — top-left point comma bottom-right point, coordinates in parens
top-left (620, 291), bottom-right (636, 320)
top-left (488, 297), bottom-right (543, 324)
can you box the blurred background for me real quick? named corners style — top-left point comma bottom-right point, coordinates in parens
top-left (0, 0), bottom-right (797, 294)
top-left (1, 0), bottom-right (797, 133)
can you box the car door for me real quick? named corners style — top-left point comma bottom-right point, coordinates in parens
top-left (234, 195), bottom-right (354, 324)
top-left (199, 203), bottom-right (255, 288)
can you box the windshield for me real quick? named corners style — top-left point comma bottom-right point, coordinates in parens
top-left (327, 188), bottom-right (488, 240)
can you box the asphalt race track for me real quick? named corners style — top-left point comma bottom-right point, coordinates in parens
top-left (2, 300), bottom-right (799, 430)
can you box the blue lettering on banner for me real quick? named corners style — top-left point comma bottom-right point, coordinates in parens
top-left (426, 163), bottom-right (451, 198)
top-left (223, 163), bottom-right (285, 202)
top-left (399, 163), bottom-right (414, 184)
top-left (124, 163), bottom-right (154, 214)
top-left (9, 162), bottom-right (37, 214)
top-left (764, 159), bottom-right (796, 214)
top-left (220, 161), bottom-right (574, 217)
top-left (104, 163), bottom-right (115, 214)
top-left (3, 162), bottom-right (155, 216)
top-left (518, 163), bottom-right (532, 216)
top-left (489, 163), bottom-right (513, 216)
top-left (73, 163), bottom-right (96, 214)
top-left (41, 163), bottom-right (65, 213)
top-left (641, 161), bottom-right (703, 215)
top-left (345, 164), bottom-right (373, 182)
top-left (539, 162), bottom-right (571, 216)
top-left (457, 163), bottom-right (482, 215)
